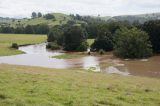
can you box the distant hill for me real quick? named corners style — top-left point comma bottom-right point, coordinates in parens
top-left (112, 13), bottom-right (160, 23)
top-left (0, 17), bottom-right (15, 25)
top-left (91, 16), bottom-right (112, 21)
top-left (1, 12), bottom-right (160, 27)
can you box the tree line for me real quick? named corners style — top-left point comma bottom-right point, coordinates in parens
top-left (0, 24), bottom-right (49, 34)
top-left (31, 12), bottom-right (55, 20)
top-left (47, 15), bottom-right (160, 59)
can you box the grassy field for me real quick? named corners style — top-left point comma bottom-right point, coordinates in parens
top-left (0, 64), bottom-right (159, 106)
top-left (0, 34), bottom-right (47, 56)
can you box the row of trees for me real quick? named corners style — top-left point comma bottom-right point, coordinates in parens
top-left (31, 12), bottom-right (55, 20)
top-left (0, 24), bottom-right (49, 34)
top-left (32, 12), bottom-right (43, 18)
top-left (47, 17), bottom-right (160, 59)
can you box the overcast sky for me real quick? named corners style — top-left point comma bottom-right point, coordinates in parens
top-left (0, 0), bottom-right (160, 18)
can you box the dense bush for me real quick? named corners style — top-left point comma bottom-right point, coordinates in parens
top-left (46, 42), bottom-right (61, 50)
top-left (11, 43), bottom-right (19, 49)
top-left (77, 41), bottom-right (89, 52)
top-left (47, 26), bottom-right (64, 46)
top-left (142, 20), bottom-right (160, 53)
top-left (114, 27), bottom-right (152, 58)
top-left (91, 25), bottom-right (113, 51)
top-left (47, 32), bottom-right (55, 42)
top-left (44, 14), bottom-right (55, 20)
top-left (64, 26), bottom-right (87, 51)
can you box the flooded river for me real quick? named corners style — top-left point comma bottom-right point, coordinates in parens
top-left (0, 43), bottom-right (160, 78)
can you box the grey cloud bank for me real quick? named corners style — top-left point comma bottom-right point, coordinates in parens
top-left (0, 0), bottom-right (160, 18)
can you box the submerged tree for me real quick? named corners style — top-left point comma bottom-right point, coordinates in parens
top-left (114, 27), bottom-right (152, 58)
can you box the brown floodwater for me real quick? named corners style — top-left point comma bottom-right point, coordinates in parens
top-left (0, 43), bottom-right (159, 78)
top-left (116, 57), bottom-right (160, 78)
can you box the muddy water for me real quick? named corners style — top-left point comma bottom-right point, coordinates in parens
top-left (116, 57), bottom-right (160, 78)
top-left (0, 43), bottom-right (104, 69)
top-left (0, 43), bottom-right (160, 78)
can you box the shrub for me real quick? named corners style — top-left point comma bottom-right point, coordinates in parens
top-left (11, 43), bottom-right (19, 49)
top-left (114, 27), bottom-right (152, 59)
top-left (77, 41), bottom-right (89, 52)
top-left (46, 42), bottom-right (61, 50)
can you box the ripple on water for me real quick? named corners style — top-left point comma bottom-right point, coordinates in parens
top-left (106, 66), bottom-right (130, 76)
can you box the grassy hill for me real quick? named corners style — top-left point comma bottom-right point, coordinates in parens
top-left (0, 13), bottom-right (85, 27)
top-left (1, 12), bottom-right (160, 27)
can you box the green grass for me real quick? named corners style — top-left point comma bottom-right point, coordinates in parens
top-left (0, 34), bottom-right (47, 56)
top-left (87, 39), bottom-right (95, 46)
top-left (52, 53), bottom-right (85, 59)
top-left (0, 64), bottom-right (159, 106)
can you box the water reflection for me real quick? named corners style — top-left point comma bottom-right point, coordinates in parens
top-left (82, 56), bottom-right (100, 72)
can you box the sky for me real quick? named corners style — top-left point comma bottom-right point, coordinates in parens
top-left (0, 0), bottom-right (160, 18)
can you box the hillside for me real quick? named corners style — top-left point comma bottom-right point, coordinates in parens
top-left (112, 12), bottom-right (160, 23)
top-left (1, 12), bottom-right (160, 27)
top-left (0, 13), bottom-right (85, 27)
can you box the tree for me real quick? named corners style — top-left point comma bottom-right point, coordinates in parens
top-left (114, 27), bottom-right (152, 59)
top-left (34, 24), bottom-right (49, 34)
top-left (44, 14), bottom-right (55, 20)
top-left (25, 25), bottom-right (34, 34)
top-left (86, 22), bottom-right (99, 38)
top-left (32, 12), bottom-right (37, 18)
top-left (142, 20), bottom-right (160, 53)
top-left (14, 26), bottom-right (24, 34)
top-left (47, 31), bottom-right (55, 42)
top-left (0, 26), bottom-right (13, 33)
top-left (48, 26), bottom-right (64, 45)
top-left (64, 26), bottom-right (87, 51)
top-left (38, 12), bottom-right (42, 17)
top-left (77, 41), bottom-right (89, 52)
top-left (91, 24), bottom-right (113, 51)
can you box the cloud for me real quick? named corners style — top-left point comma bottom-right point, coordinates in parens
top-left (0, 0), bottom-right (160, 18)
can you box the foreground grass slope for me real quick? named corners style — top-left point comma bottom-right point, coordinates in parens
top-left (0, 64), bottom-right (159, 106)
top-left (0, 34), bottom-right (46, 56)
